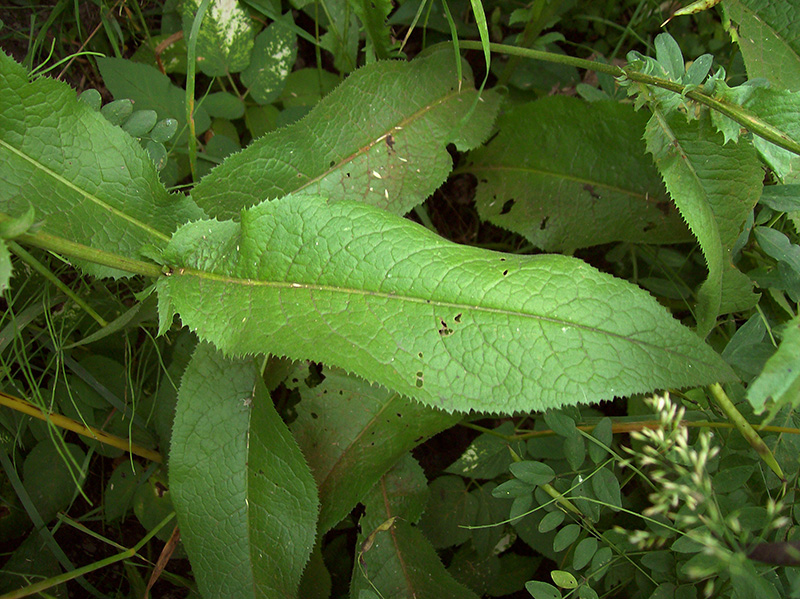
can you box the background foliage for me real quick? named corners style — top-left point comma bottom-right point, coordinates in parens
top-left (1, 0), bottom-right (799, 598)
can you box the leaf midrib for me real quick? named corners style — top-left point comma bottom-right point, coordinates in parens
top-left (171, 267), bottom-right (716, 365)
top-left (0, 138), bottom-right (170, 243)
top-left (292, 86), bottom-right (470, 195)
top-left (464, 163), bottom-right (654, 200)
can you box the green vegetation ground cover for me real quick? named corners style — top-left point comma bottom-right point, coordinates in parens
top-left (1, 0), bottom-right (800, 598)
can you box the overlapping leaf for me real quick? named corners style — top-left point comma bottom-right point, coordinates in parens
top-left (169, 343), bottom-right (318, 599)
top-left (0, 52), bottom-right (201, 277)
top-left (465, 97), bottom-right (689, 251)
top-left (289, 364), bottom-right (459, 533)
top-left (157, 194), bottom-right (735, 414)
top-left (351, 455), bottom-right (479, 599)
top-left (645, 110), bottom-right (762, 335)
top-left (191, 46), bottom-right (502, 219)
top-left (726, 0), bottom-right (800, 91)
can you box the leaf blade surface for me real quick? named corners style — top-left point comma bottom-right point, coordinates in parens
top-left (0, 52), bottom-right (201, 277)
top-left (351, 455), bottom-right (480, 599)
top-left (169, 343), bottom-right (318, 598)
top-left (157, 195), bottom-right (735, 413)
top-left (191, 47), bottom-right (501, 219)
top-left (726, 0), bottom-right (800, 91)
top-left (289, 364), bottom-right (459, 533)
top-left (466, 97), bottom-right (688, 251)
top-left (645, 111), bottom-right (762, 334)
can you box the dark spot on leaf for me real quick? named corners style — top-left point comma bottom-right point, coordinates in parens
top-left (480, 178), bottom-right (488, 183)
top-left (414, 436), bottom-right (424, 443)
top-left (311, 412), bottom-right (318, 419)
top-left (503, 269), bottom-right (508, 276)
top-left (386, 134), bottom-right (395, 152)
top-left (656, 201), bottom-right (671, 216)
top-left (500, 199), bottom-right (515, 215)
top-left (305, 362), bottom-right (325, 388)
top-left (329, 160), bottom-right (335, 167)
top-left (346, 172), bottom-right (351, 178)
top-left (643, 222), bottom-right (656, 232)
top-left (418, 352), bottom-right (423, 358)
top-left (396, 413), bottom-right (402, 418)
top-left (539, 217), bottom-right (549, 230)
top-left (583, 183), bottom-right (600, 199)
top-left (438, 320), bottom-right (454, 336)
top-left (500, 257), bottom-right (506, 262)
top-left (454, 313), bottom-right (462, 323)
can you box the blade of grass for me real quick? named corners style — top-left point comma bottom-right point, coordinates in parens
top-left (185, 0), bottom-right (212, 181)
top-left (0, 512), bottom-right (175, 599)
top-left (0, 449), bottom-right (109, 599)
top-left (8, 242), bottom-right (107, 327)
top-left (0, 391), bottom-right (162, 463)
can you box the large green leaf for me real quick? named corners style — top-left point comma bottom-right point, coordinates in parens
top-left (289, 364), bottom-right (459, 533)
top-left (464, 97), bottom-right (689, 252)
top-left (181, 0), bottom-right (256, 76)
top-left (351, 455), bottom-right (480, 599)
top-left (726, 0), bottom-right (800, 91)
top-left (645, 110), bottom-right (762, 335)
top-left (169, 343), bottom-right (318, 599)
top-left (191, 46), bottom-right (502, 219)
top-left (157, 194), bottom-right (735, 414)
top-left (0, 52), bottom-right (201, 277)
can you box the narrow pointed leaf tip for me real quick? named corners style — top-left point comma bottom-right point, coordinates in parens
top-left (157, 195), bottom-right (735, 413)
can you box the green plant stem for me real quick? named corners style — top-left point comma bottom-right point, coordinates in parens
top-left (0, 223), bottom-right (163, 279)
top-left (0, 513), bottom-right (175, 599)
top-left (457, 40), bottom-right (800, 157)
top-left (539, 482), bottom-right (583, 517)
top-left (708, 383), bottom-right (785, 481)
top-left (185, 0), bottom-right (213, 181)
top-left (7, 241), bottom-right (108, 327)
